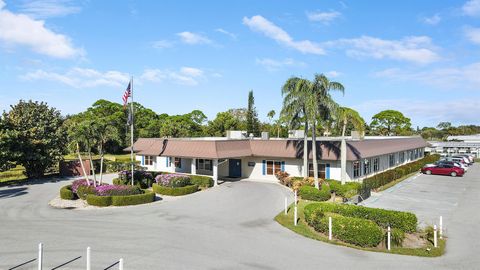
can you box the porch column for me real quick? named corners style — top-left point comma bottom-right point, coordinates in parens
top-left (191, 158), bottom-right (197, 175)
top-left (212, 159), bottom-right (218, 186)
top-left (170, 156), bottom-right (176, 173)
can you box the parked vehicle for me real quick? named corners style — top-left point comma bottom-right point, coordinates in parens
top-left (452, 155), bottom-right (471, 165)
top-left (455, 154), bottom-right (474, 163)
top-left (436, 161), bottom-right (468, 171)
top-left (444, 157), bottom-right (469, 166)
top-left (421, 163), bottom-right (464, 177)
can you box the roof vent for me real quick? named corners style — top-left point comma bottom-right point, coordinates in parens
top-left (288, 130), bottom-right (305, 139)
top-left (351, 130), bottom-right (365, 140)
top-left (261, 132), bottom-right (269, 140)
top-left (226, 130), bottom-right (248, 139)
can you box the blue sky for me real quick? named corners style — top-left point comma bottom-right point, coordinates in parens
top-left (1, 0), bottom-right (480, 128)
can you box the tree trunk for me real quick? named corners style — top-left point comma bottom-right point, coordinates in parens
top-left (312, 121), bottom-right (319, 189)
top-left (341, 118), bottom-right (347, 185)
top-left (87, 149), bottom-right (96, 187)
top-left (303, 121), bottom-right (309, 178)
top-left (99, 153), bottom-right (104, 185)
top-left (76, 143), bottom-right (89, 185)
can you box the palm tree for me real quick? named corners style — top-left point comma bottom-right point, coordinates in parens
top-left (337, 107), bottom-right (365, 185)
top-left (66, 121), bottom-right (90, 185)
top-left (281, 77), bottom-right (311, 179)
top-left (93, 119), bottom-right (120, 185)
top-left (307, 74), bottom-right (344, 188)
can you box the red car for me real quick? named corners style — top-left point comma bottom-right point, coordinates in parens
top-left (421, 164), bottom-right (464, 177)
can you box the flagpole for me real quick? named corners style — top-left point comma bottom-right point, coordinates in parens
top-left (130, 76), bottom-right (134, 186)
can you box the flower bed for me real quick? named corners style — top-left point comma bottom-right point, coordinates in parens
top-left (155, 173), bottom-right (191, 187)
top-left (152, 183), bottom-right (198, 196)
top-left (95, 185), bottom-right (142, 196)
top-left (117, 170), bottom-right (154, 188)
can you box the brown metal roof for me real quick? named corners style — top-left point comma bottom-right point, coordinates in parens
top-left (125, 137), bottom-right (427, 161)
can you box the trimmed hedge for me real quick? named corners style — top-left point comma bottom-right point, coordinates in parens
top-left (326, 180), bottom-right (361, 198)
top-left (363, 154), bottom-right (440, 190)
top-left (86, 190), bottom-right (155, 207)
top-left (190, 175), bottom-right (214, 188)
top-left (76, 185), bottom-right (96, 200)
top-left (299, 185), bottom-right (331, 201)
top-left (60, 185), bottom-right (76, 200)
top-left (152, 183), bottom-right (198, 196)
top-left (306, 211), bottom-right (383, 247)
top-left (304, 202), bottom-right (417, 232)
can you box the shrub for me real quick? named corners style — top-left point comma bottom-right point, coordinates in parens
top-left (118, 170), bottom-right (154, 188)
top-left (76, 185), bottom-right (96, 200)
top-left (152, 183), bottom-right (198, 196)
top-left (105, 160), bottom-right (142, 173)
top-left (71, 179), bottom-right (96, 193)
top-left (95, 185), bottom-right (142, 196)
top-left (155, 173), bottom-right (191, 187)
top-left (86, 190), bottom-right (155, 207)
top-left (60, 185), bottom-right (76, 200)
top-left (112, 178), bottom-right (123, 185)
top-left (304, 202), bottom-right (417, 232)
top-left (189, 175), bottom-right (213, 188)
top-left (306, 211), bottom-right (383, 247)
top-left (326, 180), bottom-right (361, 198)
top-left (390, 228), bottom-right (405, 247)
top-left (299, 185), bottom-right (331, 201)
top-left (275, 171), bottom-right (291, 186)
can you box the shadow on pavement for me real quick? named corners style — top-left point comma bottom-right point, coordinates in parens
top-left (8, 258), bottom-right (36, 270)
top-left (0, 187), bottom-right (28, 199)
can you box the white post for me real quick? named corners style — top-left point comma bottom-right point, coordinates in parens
top-left (284, 197), bottom-right (288, 215)
top-left (434, 225), bottom-right (438, 248)
top-left (191, 158), bottom-right (196, 175)
top-left (439, 216), bottom-right (443, 239)
top-left (38, 243), bottom-right (43, 270)
top-left (328, 216), bottom-right (332, 240)
top-left (294, 190), bottom-right (297, 206)
top-left (387, 226), bottom-right (391, 251)
top-left (119, 258), bottom-right (124, 270)
top-left (212, 159), bottom-right (218, 186)
top-left (86, 247), bottom-right (91, 270)
top-left (294, 206), bottom-right (298, 226)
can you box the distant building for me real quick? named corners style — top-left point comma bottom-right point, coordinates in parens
top-left (126, 132), bottom-right (427, 185)
top-left (426, 134), bottom-right (480, 158)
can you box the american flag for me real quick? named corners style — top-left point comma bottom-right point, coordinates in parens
top-left (122, 82), bottom-right (131, 108)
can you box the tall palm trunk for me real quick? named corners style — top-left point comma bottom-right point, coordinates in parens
top-left (87, 148), bottom-right (96, 187)
top-left (341, 117), bottom-right (347, 185)
top-left (303, 121), bottom-right (309, 178)
top-left (312, 121), bottom-right (319, 189)
top-left (99, 144), bottom-right (104, 185)
top-left (76, 143), bottom-right (90, 185)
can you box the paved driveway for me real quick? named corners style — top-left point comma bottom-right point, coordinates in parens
top-left (1, 169), bottom-right (479, 270)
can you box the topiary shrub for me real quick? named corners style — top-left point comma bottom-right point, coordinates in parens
top-left (86, 194), bottom-right (112, 207)
top-left (306, 211), bottom-right (383, 247)
top-left (77, 185), bottom-right (96, 200)
top-left (189, 175), bottom-right (213, 188)
top-left (299, 185), bottom-right (331, 201)
top-left (95, 185), bottom-right (142, 196)
top-left (60, 185), bottom-right (76, 200)
top-left (152, 183), bottom-right (198, 196)
top-left (304, 202), bottom-right (417, 232)
top-left (111, 190), bottom-right (155, 206)
top-left (326, 180), bottom-right (361, 198)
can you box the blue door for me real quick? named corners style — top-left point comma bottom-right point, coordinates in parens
top-left (229, 159), bottom-right (242, 178)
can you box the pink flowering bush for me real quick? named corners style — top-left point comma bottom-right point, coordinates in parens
top-left (155, 173), bottom-right (191, 187)
top-left (71, 179), bottom-right (98, 193)
top-left (95, 184), bottom-right (142, 196)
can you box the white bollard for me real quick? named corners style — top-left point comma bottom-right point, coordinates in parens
top-left (86, 247), bottom-right (91, 270)
top-left (38, 243), bottom-right (43, 270)
top-left (387, 226), bottom-right (391, 251)
top-left (284, 197), bottom-right (288, 215)
top-left (119, 258), bottom-right (124, 270)
top-left (434, 225), bottom-right (438, 248)
top-left (294, 206), bottom-right (298, 226)
top-left (439, 216), bottom-right (443, 239)
top-left (294, 190), bottom-right (297, 206)
top-left (328, 216), bottom-right (332, 240)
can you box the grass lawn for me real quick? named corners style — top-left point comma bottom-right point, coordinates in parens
top-left (0, 165), bottom-right (27, 183)
top-left (275, 200), bottom-right (446, 257)
top-left (376, 171), bottom-right (420, 192)
top-left (63, 153), bottom-right (133, 162)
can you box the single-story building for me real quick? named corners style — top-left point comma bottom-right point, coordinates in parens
top-left (426, 135), bottom-right (480, 158)
top-left (125, 132), bottom-right (427, 186)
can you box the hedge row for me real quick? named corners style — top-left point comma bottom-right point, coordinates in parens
top-left (306, 211), bottom-right (383, 247)
top-left (363, 154), bottom-right (440, 190)
top-left (190, 175), bottom-right (214, 188)
top-left (76, 185), bottom-right (96, 200)
top-left (326, 180), bottom-right (361, 198)
top-left (304, 202), bottom-right (417, 232)
top-left (86, 190), bottom-right (155, 207)
top-left (299, 185), bottom-right (331, 201)
top-left (60, 185), bottom-right (76, 200)
top-left (152, 183), bottom-right (199, 196)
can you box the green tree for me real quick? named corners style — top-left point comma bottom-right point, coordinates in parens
top-left (206, 111), bottom-right (241, 136)
top-left (0, 117), bottom-right (16, 172)
top-left (246, 90), bottom-right (260, 136)
top-left (2, 100), bottom-right (66, 178)
top-left (437, 122), bottom-right (452, 131)
top-left (93, 119), bottom-right (120, 184)
top-left (370, 110), bottom-right (412, 136)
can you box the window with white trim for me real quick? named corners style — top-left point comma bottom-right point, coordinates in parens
top-left (363, 159), bottom-right (371, 175)
top-left (144, 156), bottom-right (154, 166)
top-left (389, 154), bottom-right (395, 167)
top-left (373, 157), bottom-right (379, 172)
top-left (399, 152), bottom-right (405, 163)
top-left (174, 157), bottom-right (182, 168)
top-left (196, 159), bottom-right (213, 171)
top-left (267, 160), bottom-right (283, 175)
top-left (353, 161), bottom-right (360, 178)
top-left (308, 163), bottom-right (326, 178)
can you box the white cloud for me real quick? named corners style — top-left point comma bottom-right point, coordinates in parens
top-left (18, 0), bottom-right (81, 18)
top-left (463, 0), bottom-right (480, 16)
top-left (331, 35), bottom-right (440, 64)
top-left (464, 26), bottom-right (480, 45)
top-left (325, 70), bottom-right (341, 78)
top-left (374, 62), bottom-right (480, 89)
top-left (20, 68), bottom-right (130, 88)
top-left (243, 15), bottom-right (325, 55)
top-left (306, 10), bottom-right (341, 23)
top-left (140, 67), bottom-right (206, 86)
top-left (354, 99), bottom-right (480, 127)
top-left (215, 28), bottom-right (237, 39)
top-left (177, 31), bottom-right (212, 45)
top-left (0, 0), bottom-right (82, 58)
top-left (422, 14), bottom-right (441, 25)
top-left (152, 40), bottom-right (174, 49)
top-left (256, 57), bottom-right (306, 71)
